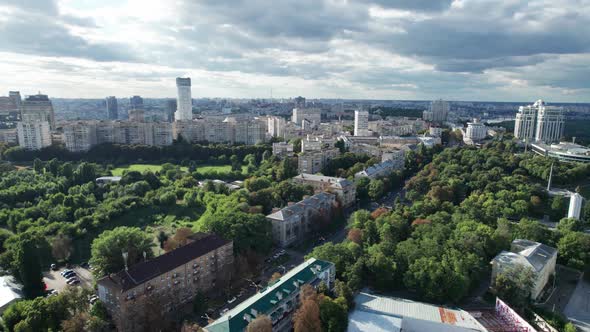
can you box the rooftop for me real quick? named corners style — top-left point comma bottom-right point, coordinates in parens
top-left (266, 192), bottom-right (335, 221)
top-left (0, 276), bottom-right (22, 311)
top-left (98, 233), bottom-right (230, 292)
top-left (347, 293), bottom-right (486, 332)
top-left (206, 258), bottom-right (334, 332)
top-left (492, 239), bottom-right (557, 272)
top-left (293, 173), bottom-right (354, 188)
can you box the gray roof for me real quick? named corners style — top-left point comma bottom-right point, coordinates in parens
top-left (492, 239), bottom-right (557, 272)
top-left (294, 174), bottom-right (354, 189)
top-left (356, 159), bottom-right (396, 177)
top-left (266, 192), bottom-right (335, 221)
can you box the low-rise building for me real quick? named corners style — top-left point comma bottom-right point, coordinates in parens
top-left (297, 148), bottom-right (339, 174)
top-left (272, 142), bottom-right (294, 158)
top-left (97, 233), bottom-right (233, 327)
top-left (292, 174), bottom-right (356, 207)
top-left (0, 276), bottom-right (22, 315)
top-left (531, 141), bottom-right (590, 163)
top-left (206, 258), bottom-right (335, 332)
top-left (266, 192), bottom-right (336, 247)
top-left (354, 159), bottom-right (401, 180)
top-left (491, 239), bottom-right (557, 300)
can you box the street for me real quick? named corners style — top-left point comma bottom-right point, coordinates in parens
top-left (564, 276), bottom-right (590, 332)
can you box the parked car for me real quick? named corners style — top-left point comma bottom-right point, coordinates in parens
top-left (66, 275), bottom-right (78, 282)
top-left (220, 308), bottom-right (229, 315)
top-left (227, 297), bottom-right (237, 304)
top-left (50, 264), bottom-right (58, 271)
top-left (67, 278), bottom-right (80, 285)
top-left (60, 269), bottom-right (73, 276)
top-left (63, 271), bottom-right (76, 279)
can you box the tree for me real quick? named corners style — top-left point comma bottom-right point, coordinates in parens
top-left (90, 227), bottom-right (155, 276)
top-left (270, 272), bottom-right (282, 283)
top-left (557, 217), bottom-right (583, 233)
top-left (347, 228), bottom-right (362, 244)
top-left (246, 315), bottom-right (272, 332)
top-left (4, 232), bottom-right (50, 298)
top-left (157, 231), bottom-right (168, 249)
top-left (319, 296), bottom-right (348, 332)
top-left (51, 234), bottom-right (73, 262)
top-left (368, 179), bottom-right (385, 201)
top-left (230, 155), bottom-right (241, 172)
top-left (492, 265), bottom-right (535, 310)
top-left (62, 312), bottom-right (89, 332)
top-left (293, 286), bottom-right (321, 332)
top-left (558, 232), bottom-right (590, 269)
top-left (33, 158), bottom-right (43, 173)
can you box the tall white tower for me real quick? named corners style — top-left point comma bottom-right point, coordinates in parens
top-left (175, 77), bottom-right (192, 121)
top-left (354, 110), bottom-right (369, 136)
top-left (568, 193), bottom-right (583, 220)
top-left (429, 99), bottom-right (450, 123)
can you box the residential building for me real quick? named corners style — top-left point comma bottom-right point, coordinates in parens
top-left (17, 121), bottom-right (51, 150)
top-left (267, 116), bottom-right (286, 138)
top-left (63, 121), bottom-right (97, 152)
top-left (8, 91), bottom-right (21, 109)
top-left (272, 142), bottom-right (294, 158)
top-left (297, 148), bottom-right (339, 174)
top-left (166, 99), bottom-right (177, 122)
top-left (294, 96), bottom-right (306, 108)
top-left (206, 258), bottom-right (335, 332)
top-left (535, 101), bottom-right (565, 143)
top-left (128, 108), bottom-right (145, 122)
top-left (21, 93), bottom-right (55, 129)
top-left (568, 193), bottom-right (584, 220)
top-left (0, 129), bottom-right (17, 144)
top-left (514, 99), bottom-right (565, 143)
top-left (424, 99), bottom-right (449, 123)
top-left (292, 174), bottom-right (356, 207)
top-left (348, 292), bottom-right (487, 332)
top-left (175, 77), bottom-right (193, 121)
top-left (491, 239), bottom-right (557, 300)
top-left (267, 192), bottom-right (336, 247)
top-left (129, 95), bottom-right (143, 110)
top-left (106, 96), bottom-right (118, 120)
top-left (230, 117), bottom-right (266, 145)
top-left (354, 159), bottom-right (401, 180)
top-left (464, 119), bottom-right (487, 145)
top-left (429, 126), bottom-right (443, 137)
top-left (0, 276), bottom-right (22, 315)
top-left (148, 122), bottom-right (174, 146)
top-left (381, 149), bottom-right (406, 166)
top-left (97, 233), bottom-right (233, 327)
top-left (530, 141), bottom-right (590, 163)
top-left (354, 110), bottom-right (369, 136)
top-left (292, 108), bottom-right (321, 129)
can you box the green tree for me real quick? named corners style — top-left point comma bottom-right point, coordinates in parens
top-left (557, 217), bottom-right (583, 233)
top-left (368, 179), bottom-right (385, 201)
top-left (90, 227), bottom-right (155, 276)
top-left (33, 158), bottom-right (43, 173)
top-left (558, 232), bottom-right (590, 269)
top-left (319, 296), bottom-right (348, 332)
top-left (492, 265), bottom-right (535, 310)
top-left (230, 155), bottom-right (241, 172)
top-left (4, 233), bottom-right (50, 298)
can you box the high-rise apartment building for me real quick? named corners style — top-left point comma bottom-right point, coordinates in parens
top-left (267, 116), bottom-right (286, 138)
top-left (294, 96), bottom-right (306, 108)
top-left (464, 118), bottom-right (487, 144)
top-left (128, 109), bottom-right (145, 122)
top-left (17, 121), bottom-right (51, 150)
top-left (8, 91), bottom-right (21, 110)
top-left (166, 99), bottom-right (177, 122)
top-left (425, 99), bottom-right (450, 123)
top-left (129, 95), bottom-right (143, 110)
top-left (63, 122), bottom-right (97, 152)
top-left (21, 94), bottom-right (55, 129)
top-left (175, 77), bottom-right (192, 121)
top-left (354, 110), bottom-right (369, 136)
top-left (292, 108), bottom-right (321, 129)
top-left (106, 97), bottom-right (118, 120)
top-left (514, 100), bottom-right (564, 143)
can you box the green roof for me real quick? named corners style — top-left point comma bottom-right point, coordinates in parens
top-left (206, 258), bottom-right (334, 332)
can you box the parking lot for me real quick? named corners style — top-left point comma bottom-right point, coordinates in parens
top-left (43, 266), bottom-right (94, 293)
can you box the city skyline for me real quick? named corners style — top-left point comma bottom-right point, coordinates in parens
top-left (0, 0), bottom-right (589, 102)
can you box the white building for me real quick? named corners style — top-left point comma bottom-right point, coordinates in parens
top-left (491, 239), bottom-right (557, 300)
top-left (464, 119), bottom-right (487, 145)
top-left (568, 193), bottom-right (584, 220)
top-left (63, 122), bottom-right (97, 152)
top-left (354, 110), bottom-right (369, 136)
top-left (0, 276), bottom-right (22, 315)
top-left (17, 121), bottom-right (51, 150)
top-left (174, 77), bottom-right (193, 121)
top-left (514, 99), bottom-right (564, 143)
top-left (267, 116), bottom-right (286, 138)
top-left (429, 126), bottom-right (443, 137)
top-left (531, 141), bottom-right (590, 163)
top-left (354, 159), bottom-right (401, 180)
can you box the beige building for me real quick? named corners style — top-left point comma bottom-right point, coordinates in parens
top-left (297, 148), bottom-right (339, 174)
top-left (292, 173), bottom-right (356, 208)
top-left (267, 192), bottom-right (336, 247)
top-left (63, 122), bottom-right (97, 152)
top-left (272, 142), bottom-right (294, 158)
top-left (98, 233), bottom-right (233, 328)
top-left (21, 94), bottom-right (55, 129)
top-left (491, 239), bottom-right (557, 300)
top-left (17, 121), bottom-right (51, 150)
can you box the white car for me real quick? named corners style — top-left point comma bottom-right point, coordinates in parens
top-left (227, 297), bottom-right (237, 304)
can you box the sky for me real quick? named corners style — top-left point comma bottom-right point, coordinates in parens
top-left (0, 0), bottom-right (589, 102)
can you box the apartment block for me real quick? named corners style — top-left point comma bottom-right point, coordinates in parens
top-left (63, 122), bottom-right (97, 152)
top-left (98, 233), bottom-right (233, 326)
top-left (206, 258), bottom-right (335, 332)
top-left (292, 173), bottom-right (356, 207)
top-left (272, 142), bottom-right (294, 158)
top-left (16, 121), bottom-right (51, 150)
top-left (297, 148), bottom-right (339, 174)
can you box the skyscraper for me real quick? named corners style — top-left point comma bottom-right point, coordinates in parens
top-left (21, 93), bottom-right (55, 129)
top-left (9, 91), bottom-right (21, 110)
top-left (129, 95), bottom-right (143, 110)
top-left (514, 100), bottom-right (564, 143)
top-left (175, 77), bottom-right (192, 121)
top-left (354, 110), bottom-right (369, 136)
top-left (428, 99), bottom-right (450, 123)
top-left (106, 96), bottom-right (118, 120)
top-left (166, 99), bottom-right (177, 122)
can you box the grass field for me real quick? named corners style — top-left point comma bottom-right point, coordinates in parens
top-left (111, 163), bottom-right (247, 176)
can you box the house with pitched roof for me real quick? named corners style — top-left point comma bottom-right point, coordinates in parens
top-left (491, 239), bottom-right (557, 300)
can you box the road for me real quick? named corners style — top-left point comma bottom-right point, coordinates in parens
top-left (564, 275), bottom-right (590, 332)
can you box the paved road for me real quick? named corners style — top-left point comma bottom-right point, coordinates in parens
top-left (564, 276), bottom-right (590, 332)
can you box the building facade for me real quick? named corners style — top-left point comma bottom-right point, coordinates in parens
top-left (106, 96), bottom-right (118, 120)
top-left (514, 99), bottom-right (565, 143)
top-left (530, 141), bottom-right (590, 163)
top-left (175, 77), bottom-right (193, 121)
top-left (426, 99), bottom-right (449, 123)
top-left (16, 121), bottom-right (51, 150)
top-left (292, 108), bottom-right (321, 129)
top-left (272, 142), bottom-right (294, 158)
top-left (297, 148), bottom-right (339, 174)
top-left (266, 192), bottom-right (336, 247)
top-left (97, 233), bottom-right (233, 329)
top-left (206, 258), bottom-right (335, 332)
top-left (568, 193), bottom-right (584, 220)
top-left (63, 122), bottom-right (97, 152)
top-left (354, 159), bottom-right (401, 180)
top-left (464, 119), bottom-right (487, 145)
top-left (21, 94), bottom-right (55, 129)
top-left (354, 110), bottom-right (369, 136)
top-left (292, 174), bottom-right (356, 207)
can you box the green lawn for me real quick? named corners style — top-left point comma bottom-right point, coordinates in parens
top-left (195, 164), bottom-right (248, 173)
top-left (111, 164), bottom-right (188, 176)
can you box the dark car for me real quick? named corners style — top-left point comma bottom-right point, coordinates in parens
top-left (63, 271), bottom-right (77, 279)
